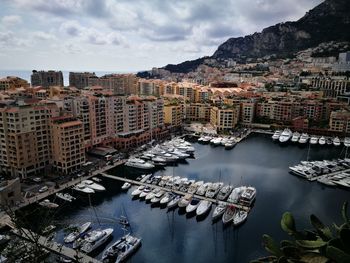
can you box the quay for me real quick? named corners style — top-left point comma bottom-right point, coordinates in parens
top-left (306, 168), bottom-right (350, 182)
top-left (100, 173), bottom-right (250, 212)
top-left (8, 224), bottom-right (101, 263)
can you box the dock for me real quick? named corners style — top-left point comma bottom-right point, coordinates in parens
top-left (308, 168), bottom-right (350, 181)
top-left (100, 173), bottom-right (250, 212)
top-left (7, 223), bottom-right (101, 263)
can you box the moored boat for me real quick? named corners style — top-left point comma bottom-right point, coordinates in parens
top-left (196, 200), bottom-right (212, 216)
top-left (222, 205), bottom-right (236, 224)
top-left (80, 228), bottom-right (114, 254)
top-left (82, 180), bottom-right (105, 192)
top-left (64, 222), bottom-right (92, 243)
top-left (56, 192), bottom-right (76, 202)
top-left (185, 198), bottom-right (200, 213)
top-left (73, 183), bottom-right (95, 194)
top-left (212, 202), bottom-right (227, 220)
top-left (233, 209), bottom-right (248, 226)
top-left (121, 182), bottom-right (131, 190)
top-left (167, 195), bottom-right (181, 209)
top-left (178, 194), bottom-right (193, 208)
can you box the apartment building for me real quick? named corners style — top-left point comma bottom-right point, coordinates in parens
top-left (69, 72), bottom-right (96, 89)
top-left (185, 103), bottom-right (211, 122)
top-left (0, 101), bottom-right (60, 178)
top-left (0, 76), bottom-right (29, 91)
top-left (311, 76), bottom-right (350, 98)
top-left (138, 79), bottom-right (164, 96)
top-left (210, 105), bottom-right (240, 132)
top-left (51, 116), bottom-right (85, 174)
top-left (164, 105), bottom-right (183, 127)
top-left (329, 110), bottom-right (350, 134)
top-left (240, 101), bottom-right (255, 124)
top-left (88, 74), bottom-right (138, 95)
top-left (31, 70), bottom-right (64, 88)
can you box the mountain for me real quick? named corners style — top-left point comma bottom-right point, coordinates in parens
top-left (162, 0), bottom-right (350, 73)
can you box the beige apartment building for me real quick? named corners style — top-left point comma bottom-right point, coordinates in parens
top-left (210, 105), bottom-right (240, 132)
top-left (0, 76), bottom-right (29, 91)
top-left (329, 110), bottom-right (350, 134)
top-left (88, 74), bottom-right (138, 95)
top-left (0, 101), bottom-right (59, 178)
top-left (164, 105), bottom-right (183, 127)
top-left (51, 116), bottom-right (85, 174)
top-left (185, 103), bottom-right (211, 122)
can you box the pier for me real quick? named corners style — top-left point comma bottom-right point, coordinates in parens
top-left (100, 173), bottom-right (251, 212)
top-left (6, 222), bottom-right (101, 263)
top-left (307, 168), bottom-right (350, 182)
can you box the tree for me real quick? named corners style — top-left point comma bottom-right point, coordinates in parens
top-left (251, 202), bottom-right (350, 263)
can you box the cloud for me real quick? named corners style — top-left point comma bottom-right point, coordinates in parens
top-left (60, 20), bottom-right (83, 36)
top-left (33, 31), bottom-right (56, 41)
top-left (0, 30), bottom-right (30, 48)
top-left (1, 15), bottom-right (22, 26)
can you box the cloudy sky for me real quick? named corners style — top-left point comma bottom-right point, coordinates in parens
top-left (0, 0), bottom-right (323, 72)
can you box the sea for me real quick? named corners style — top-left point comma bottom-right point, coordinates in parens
top-left (0, 70), bottom-right (132, 87)
top-left (21, 133), bottom-right (349, 263)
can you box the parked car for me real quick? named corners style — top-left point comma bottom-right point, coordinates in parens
top-left (33, 177), bottom-right (42, 183)
top-left (38, 186), bottom-right (48, 193)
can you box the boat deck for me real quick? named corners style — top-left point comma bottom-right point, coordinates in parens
top-left (100, 173), bottom-right (251, 212)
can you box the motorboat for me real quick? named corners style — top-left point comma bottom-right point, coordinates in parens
top-left (222, 205), bottom-right (236, 224)
top-left (212, 202), bottom-right (227, 220)
top-left (227, 186), bottom-right (246, 203)
top-left (139, 187), bottom-right (152, 199)
top-left (196, 182), bottom-right (211, 196)
top-left (326, 138), bottom-right (333, 145)
top-left (210, 137), bottom-right (222, 146)
top-left (39, 199), bottom-right (59, 208)
top-left (125, 158), bottom-right (155, 170)
top-left (196, 200), bottom-right (212, 216)
top-left (56, 192), bottom-right (76, 202)
top-left (319, 136), bottom-right (326, 146)
top-left (64, 222), bottom-right (92, 243)
top-left (150, 190), bottom-right (165, 203)
top-left (172, 150), bottom-right (190, 159)
top-left (145, 188), bottom-right (160, 201)
top-left (310, 136), bottom-right (319, 145)
top-left (82, 180), bottom-right (105, 192)
top-left (185, 198), bottom-right (200, 213)
top-left (73, 183), bottom-right (95, 194)
top-left (160, 192), bottom-right (174, 205)
top-left (272, 130), bottom-right (282, 140)
top-left (131, 185), bottom-right (145, 197)
top-left (178, 194), bottom-right (193, 208)
top-left (291, 132), bottom-right (300, 143)
top-left (224, 140), bottom-right (236, 150)
top-left (333, 137), bottom-right (341, 146)
top-left (102, 234), bottom-right (141, 263)
top-left (344, 137), bottom-right (350, 147)
top-left (80, 228), bottom-right (114, 254)
top-left (240, 186), bottom-right (257, 206)
top-left (167, 195), bottom-right (181, 209)
top-left (298, 133), bottom-right (309, 144)
top-left (217, 185), bottom-right (233, 201)
top-left (233, 209), bottom-right (248, 226)
top-left (92, 177), bottom-right (102, 183)
top-left (279, 129), bottom-right (292, 143)
top-left (121, 182), bottom-right (131, 190)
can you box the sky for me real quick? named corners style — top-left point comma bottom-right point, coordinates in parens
top-left (0, 0), bottom-right (323, 72)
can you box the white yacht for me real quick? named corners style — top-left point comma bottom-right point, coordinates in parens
top-left (172, 150), bottom-right (190, 159)
top-left (310, 136), bottom-right (319, 145)
top-left (298, 133), bottom-right (309, 144)
top-left (240, 186), bottom-right (257, 206)
top-left (64, 222), bottom-right (91, 243)
top-left (80, 228), bottom-right (114, 254)
top-left (121, 182), bottom-right (131, 190)
top-left (178, 194), bottom-right (192, 208)
top-left (160, 192), bottom-right (174, 205)
top-left (233, 209), bottom-right (248, 226)
top-left (227, 186), bottom-right (246, 204)
top-left (56, 193), bottom-right (76, 202)
top-left (167, 195), bottom-right (181, 209)
top-left (279, 129), bottom-right (292, 143)
top-left (39, 199), bottom-right (59, 208)
top-left (82, 180), bottom-right (106, 192)
top-left (272, 130), bottom-right (282, 140)
top-left (205, 182), bottom-right (223, 198)
top-left (73, 183), bottom-right (95, 194)
top-left (344, 137), bottom-right (350, 147)
top-left (196, 182), bottom-right (211, 196)
top-left (319, 136), bottom-right (326, 146)
top-left (196, 200), bottom-right (212, 216)
top-left (150, 190), bottom-right (165, 203)
top-left (102, 234), bottom-right (141, 263)
top-left (131, 185), bottom-right (145, 197)
top-left (139, 187), bottom-right (152, 199)
top-left (224, 140), bottom-right (236, 150)
top-left (210, 137), bottom-right (222, 146)
top-left (291, 132), bottom-right (300, 143)
top-left (185, 198), bottom-right (200, 213)
top-left (125, 158), bottom-right (155, 170)
top-left (145, 188), bottom-right (160, 201)
top-left (217, 185), bottom-right (233, 201)
top-left (333, 137), bottom-right (341, 146)
top-left (212, 202), bottom-right (227, 220)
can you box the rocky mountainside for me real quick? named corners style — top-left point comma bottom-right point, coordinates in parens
top-left (162, 0), bottom-right (350, 73)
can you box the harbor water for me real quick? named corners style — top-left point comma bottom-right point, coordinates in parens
top-left (45, 133), bottom-right (349, 262)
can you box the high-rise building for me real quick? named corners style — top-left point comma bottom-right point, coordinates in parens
top-left (0, 101), bottom-right (60, 178)
top-left (88, 74), bottom-right (138, 95)
top-left (31, 70), bottom-right (64, 88)
top-left (210, 105), bottom-right (240, 132)
top-left (0, 76), bottom-right (30, 91)
top-left (51, 116), bottom-right (85, 174)
top-left (69, 72), bottom-right (96, 89)
top-left (164, 105), bottom-right (183, 127)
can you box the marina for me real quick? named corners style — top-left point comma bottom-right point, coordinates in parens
top-left (7, 133), bottom-right (349, 263)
